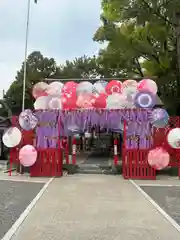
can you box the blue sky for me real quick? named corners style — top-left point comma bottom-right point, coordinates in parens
top-left (0, 0), bottom-right (101, 97)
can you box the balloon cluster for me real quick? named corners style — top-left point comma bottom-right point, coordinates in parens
top-left (2, 109), bottom-right (38, 167)
top-left (32, 79), bottom-right (159, 110)
top-left (2, 78), bottom-right (180, 171)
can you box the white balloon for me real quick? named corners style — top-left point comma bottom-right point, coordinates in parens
top-left (3, 127), bottom-right (22, 148)
top-left (167, 128), bottom-right (180, 149)
top-left (122, 80), bottom-right (138, 95)
top-left (76, 81), bottom-right (93, 96)
top-left (34, 96), bottom-right (51, 110)
top-left (46, 82), bottom-right (64, 96)
top-left (48, 97), bottom-right (62, 110)
top-left (93, 80), bottom-right (107, 94)
top-left (106, 93), bottom-right (127, 109)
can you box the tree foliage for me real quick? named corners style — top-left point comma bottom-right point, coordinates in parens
top-left (93, 0), bottom-right (180, 112)
top-left (2, 52), bottom-right (100, 115)
top-left (3, 51), bottom-right (56, 115)
top-left (2, 0), bottom-right (180, 116)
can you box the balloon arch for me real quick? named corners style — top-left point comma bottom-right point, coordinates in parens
top-left (3, 79), bottom-right (180, 177)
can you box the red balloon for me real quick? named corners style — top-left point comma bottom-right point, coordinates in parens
top-left (106, 80), bottom-right (123, 95)
top-left (62, 94), bottom-right (77, 110)
top-left (93, 93), bottom-right (107, 108)
top-left (62, 81), bottom-right (77, 95)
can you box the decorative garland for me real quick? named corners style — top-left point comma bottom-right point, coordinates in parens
top-left (34, 109), bottom-right (153, 149)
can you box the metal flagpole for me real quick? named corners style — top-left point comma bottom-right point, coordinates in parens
top-left (22, 0), bottom-right (31, 112)
top-left (20, 0), bottom-right (31, 174)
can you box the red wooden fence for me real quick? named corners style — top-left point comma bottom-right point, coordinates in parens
top-left (30, 148), bottom-right (63, 177)
top-left (122, 116), bottom-right (180, 180)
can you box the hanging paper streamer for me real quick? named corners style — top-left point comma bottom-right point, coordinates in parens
top-left (167, 128), bottom-right (180, 149)
top-left (148, 147), bottom-right (170, 170)
top-left (19, 145), bottom-right (37, 167)
top-left (134, 91), bottom-right (156, 108)
top-left (2, 127), bottom-right (22, 148)
top-left (32, 82), bottom-right (49, 99)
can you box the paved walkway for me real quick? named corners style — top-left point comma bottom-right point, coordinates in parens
top-left (10, 175), bottom-right (180, 240)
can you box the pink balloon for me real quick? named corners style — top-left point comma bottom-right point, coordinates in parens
top-left (76, 94), bottom-right (93, 109)
top-left (148, 147), bottom-right (170, 170)
top-left (106, 80), bottom-right (123, 95)
top-left (138, 79), bottom-right (158, 94)
top-left (62, 94), bottom-right (77, 110)
top-left (62, 81), bottom-right (77, 95)
top-left (19, 145), bottom-right (37, 167)
top-left (32, 82), bottom-right (49, 99)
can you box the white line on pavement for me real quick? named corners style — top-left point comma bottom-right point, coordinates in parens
top-left (0, 178), bottom-right (47, 183)
top-left (139, 184), bottom-right (180, 187)
top-left (1, 177), bottom-right (54, 240)
top-left (129, 179), bottom-right (180, 234)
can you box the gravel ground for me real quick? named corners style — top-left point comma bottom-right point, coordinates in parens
top-left (141, 186), bottom-right (180, 225)
top-left (0, 180), bottom-right (44, 239)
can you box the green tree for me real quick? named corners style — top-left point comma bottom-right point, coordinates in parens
top-left (94, 0), bottom-right (180, 112)
top-left (4, 51), bottom-right (57, 114)
top-left (53, 55), bottom-right (100, 79)
top-left (3, 53), bottom-right (101, 115)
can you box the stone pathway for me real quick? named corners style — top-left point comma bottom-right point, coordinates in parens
top-left (7, 174), bottom-right (180, 240)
